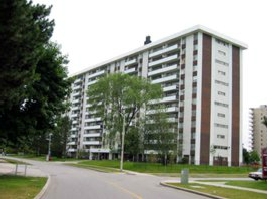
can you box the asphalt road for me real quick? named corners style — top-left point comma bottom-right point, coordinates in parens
top-left (21, 160), bottom-right (210, 199)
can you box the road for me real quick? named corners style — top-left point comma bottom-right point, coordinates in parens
top-left (20, 160), bottom-right (210, 199)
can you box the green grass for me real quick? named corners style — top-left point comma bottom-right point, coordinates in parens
top-left (0, 175), bottom-right (47, 199)
top-left (168, 182), bottom-right (267, 199)
top-left (76, 160), bottom-right (254, 175)
top-left (225, 180), bottom-right (267, 190)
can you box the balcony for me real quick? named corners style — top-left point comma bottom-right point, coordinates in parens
top-left (73, 85), bottom-right (81, 90)
top-left (88, 70), bottom-right (105, 79)
top-left (71, 127), bottom-right (78, 131)
top-left (72, 99), bottom-right (80, 104)
top-left (85, 117), bottom-right (101, 123)
top-left (71, 113), bottom-right (79, 118)
top-left (124, 67), bottom-right (136, 74)
top-left (166, 106), bottom-right (179, 112)
top-left (74, 78), bottom-right (82, 83)
top-left (83, 141), bottom-right (101, 145)
top-left (72, 91), bottom-right (81, 96)
top-left (84, 125), bottom-right (101, 130)
top-left (163, 84), bottom-right (178, 92)
top-left (149, 54), bottom-right (178, 67)
top-left (72, 120), bottom-right (78, 124)
top-left (151, 74), bottom-right (178, 84)
top-left (70, 134), bottom-right (77, 138)
top-left (71, 106), bottom-right (80, 111)
top-left (68, 148), bottom-right (77, 152)
top-left (148, 64), bottom-right (178, 76)
top-left (87, 79), bottom-right (98, 85)
top-left (67, 141), bottom-right (76, 146)
top-left (162, 94), bottom-right (178, 102)
top-left (149, 44), bottom-right (178, 58)
top-left (124, 59), bottom-right (137, 66)
top-left (83, 133), bottom-right (101, 138)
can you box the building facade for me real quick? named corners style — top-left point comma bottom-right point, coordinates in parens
top-left (67, 25), bottom-right (247, 166)
top-left (249, 105), bottom-right (267, 156)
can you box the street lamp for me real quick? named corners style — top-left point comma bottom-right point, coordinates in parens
top-left (120, 109), bottom-right (125, 172)
top-left (47, 133), bottom-right (53, 161)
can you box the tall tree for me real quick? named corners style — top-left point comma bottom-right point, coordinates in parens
top-left (0, 0), bottom-right (54, 111)
top-left (87, 73), bottom-right (162, 153)
top-left (0, 1), bottom-right (72, 147)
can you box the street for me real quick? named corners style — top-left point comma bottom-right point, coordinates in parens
top-left (23, 160), bottom-right (209, 199)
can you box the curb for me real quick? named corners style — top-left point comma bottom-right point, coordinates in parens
top-left (34, 174), bottom-right (51, 199)
top-left (160, 181), bottom-right (226, 199)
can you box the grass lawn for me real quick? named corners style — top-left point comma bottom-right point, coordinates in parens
top-left (76, 160), bottom-right (254, 176)
top-left (0, 175), bottom-right (47, 199)
top-left (168, 182), bottom-right (267, 199)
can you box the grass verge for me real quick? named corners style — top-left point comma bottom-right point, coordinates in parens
top-left (0, 175), bottom-right (47, 199)
top-left (167, 182), bottom-right (266, 199)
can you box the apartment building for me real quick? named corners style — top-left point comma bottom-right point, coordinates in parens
top-left (67, 25), bottom-right (247, 166)
top-left (249, 105), bottom-right (267, 156)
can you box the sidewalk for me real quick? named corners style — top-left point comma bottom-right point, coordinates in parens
top-left (0, 158), bottom-right (47, 177)
top-left (160, 178), bottom-right (267, 195)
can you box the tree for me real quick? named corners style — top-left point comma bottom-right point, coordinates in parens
top-left (249, 150), bottom-right (260, 164)
top-left (0, 0), bottom-right (54, 111)
top-left (143, 105), bottom-right (177, 165)
top-left (87, 73), bottom-right (162, 154)
top-left (243, 147), bottom-right (250, 165)
top-left (0, 1), bottom-right (73, 147)
top-left (51, 116), bottom-right (72, 158)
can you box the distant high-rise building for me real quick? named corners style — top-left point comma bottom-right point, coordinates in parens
top-left (249, 105), bottom-right (267, 156)
top-left (67, 25), bottom-right (247, 166)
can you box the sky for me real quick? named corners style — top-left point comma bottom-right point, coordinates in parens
top-left (33, 0), bottom-right (272, 150)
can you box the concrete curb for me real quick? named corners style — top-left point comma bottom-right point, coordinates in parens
top-left (160, 181), bottom-right (226, 199)
top-left (34, 174), bottom-right (51, 199)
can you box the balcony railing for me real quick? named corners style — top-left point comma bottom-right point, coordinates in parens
top-left (149, 54), bottom-right (178, 67)
top-left (151, 74), bottom-right (178, 84)
top-left (148, 64), bottom-right (178, 76)
top-left (149, 44), bottom-right (178, 58)
top-left (84, 125), bottom-right (101, 130)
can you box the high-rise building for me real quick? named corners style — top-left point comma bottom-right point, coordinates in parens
top-left (249, 105), bottom-right (267, 156)
top-left (67, 25), bottom-right (247, 166)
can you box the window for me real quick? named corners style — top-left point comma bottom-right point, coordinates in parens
top-left (218, 70), bottom-right (226, 76)
top-left (218, 50), bottom-right (226, 56)
top-left (218, 91), bottom-right (226, 96)
top-left (217, 134), bottom-right (225, 139)
top-left (215, 123), bottom-right (228, 129)
top-left (217, 113), bottom-right (226, 118)
top-left (214, 101), bottom-right (229, 108)
top-left (215, 80), bottom-right (229, 86)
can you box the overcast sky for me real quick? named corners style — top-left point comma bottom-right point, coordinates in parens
top-left (33, 0), bottom-right (272, 150)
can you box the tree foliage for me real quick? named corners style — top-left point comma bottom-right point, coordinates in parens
top-left (87, 73), bottom-right (162, 151)
top-left (0, 0), bottom-right (72, 147)
top-left (51, 116), bottom-right (72, 158)
top-left (143, 105), bottom-right (177, 164)
top-left (0, 0), bottom-right (54, 110)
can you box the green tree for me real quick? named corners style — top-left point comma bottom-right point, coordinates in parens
top-left (0, 1), bottom-right (72, 147)
top-left (249, 150), bottom-right (260, 164)
top-left (0, 0), bottom-right (54, 111)
top-left (124, 127), bottom-right (141, 161)
top-left (51, 116), bottom-right (72, 158)
top-left (143, 105), bottom-right (177, 165)
top-left (243, 147), bottom-right (250, 165)
top-left (87, 73), bottom-right (162, 154)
